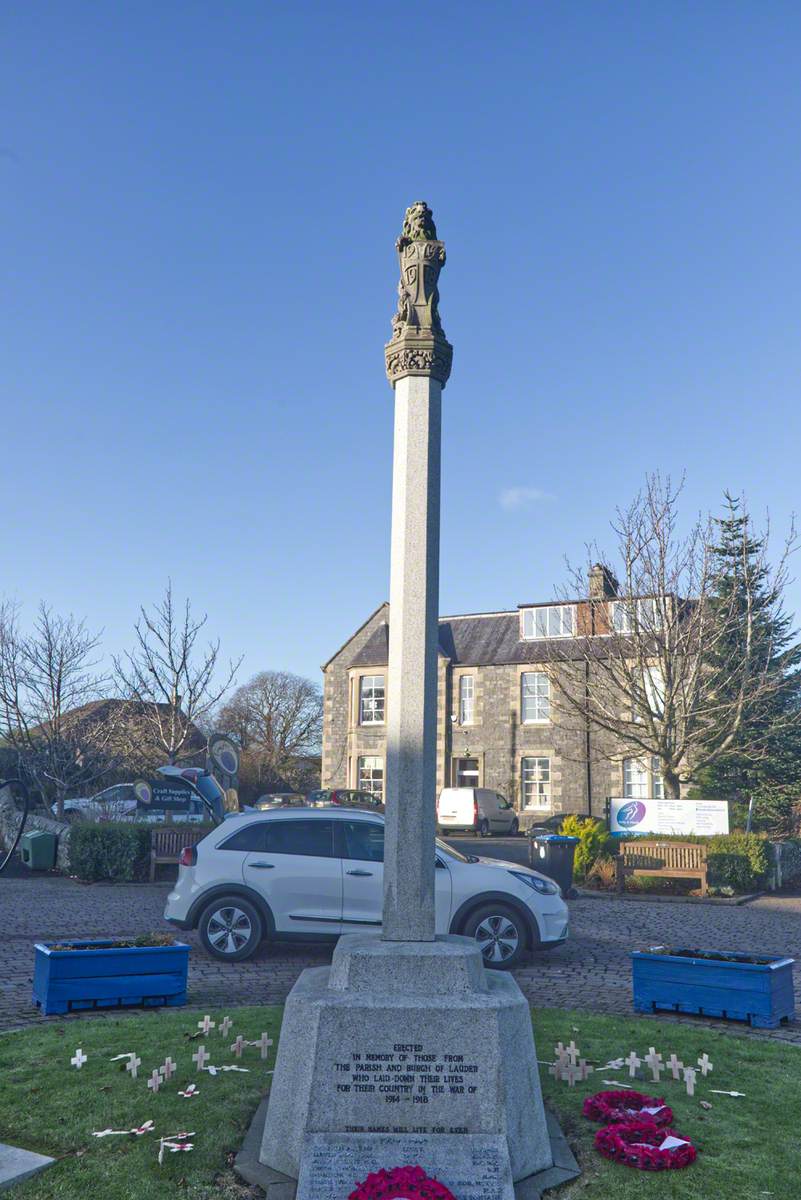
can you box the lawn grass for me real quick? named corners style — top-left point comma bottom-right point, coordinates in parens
top-left (533, 1007), bottom-right (800, 1199)
top-left (0, 1006), bottom-right (282, 1198)
top-left (2, 1005), bottom-right (798, 1199)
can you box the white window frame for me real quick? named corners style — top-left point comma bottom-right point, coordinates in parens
top-left (521, 605), bottom-right (576, 640)
top-left (458, 675), bottom-right (475, 725)
top-left (357, 755), bottom-right (384, 802)
top-left (623, 756), bottom-right (664, 799)
top-left (359, 674), bottom-right (385, 725)
top-left (521, 672), bottom-right (550, 723)
top-left (611, 597), bottom-right (664, 635)
top-left (521, 756), bottom-right (551, 811)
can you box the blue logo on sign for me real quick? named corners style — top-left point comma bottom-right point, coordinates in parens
top-left (617, 801), bottom-right (647, 828)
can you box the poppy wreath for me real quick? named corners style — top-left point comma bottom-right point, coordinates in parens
top-left (594, 1119), bottom-right (697, 1170)
top-left (583, 1089), bottom-right (673, 1127)
top-left (349, 1166), bottom-right (456, 1200)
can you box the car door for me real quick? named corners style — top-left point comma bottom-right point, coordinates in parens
top-left (240, 817), bottom-right (343, 935)
top-left (338, 819), bottom-right (384, 928)
top-left (495, 793), bottom-right (515, 833)
top-left (338, 818), bottom-right (453, 933)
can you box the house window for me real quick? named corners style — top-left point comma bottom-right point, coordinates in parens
top-left (611, 598), bottom-right (663, 635)
top-left (454, 757), bottom-right (480, 787)
top-left (623, 756), bottom-right (664, 799)
top-left (521, 757), bottom-right (551, 810)
top-left (459, 675), bottom-right (475, 725)
top-left (521, 605), bottom-right (576, 639)
top-left (359, 675), bottom-right (385, 725)
top-left (623, 757), bottom-right (648, 798)
top-left (521, 672), bottom-right (550, 722)
top-left (357, 756), bottom-right (384, 803)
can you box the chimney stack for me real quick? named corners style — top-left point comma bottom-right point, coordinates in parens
top-left (589, 563), bottom-right (618, 599)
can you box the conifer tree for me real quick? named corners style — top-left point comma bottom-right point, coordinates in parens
top-left (700, 493), bottom-right (801, 833)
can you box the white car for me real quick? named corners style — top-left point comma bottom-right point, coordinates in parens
top-left (163, 807), bottom-right (568, 969)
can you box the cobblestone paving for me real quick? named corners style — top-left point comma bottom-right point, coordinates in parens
top-left (3, 869), bottom-right (800, 1043)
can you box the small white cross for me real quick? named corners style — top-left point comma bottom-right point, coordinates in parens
top-left (578, 1059), bottom-right (593, 1081)
top-left (667, 1053), bottom-right (684, 1080)
top-left (547, 1060), bottom-right (562, 1080)
top-left (192, 1045), bottom-right (210, 1071)
top-left (697, 1053), bottom-right (713, 1077)
top-left (554, 1042), bottom-right (567, 1063)
top-left (147, 1069), bottom-right (162, 1094)
top-left (565, 1040), bottom-right (579, 1065)
top-left (254, 1032), bottom-right (273, 1060)
top-left (644, 1046), bottom-right (664, 1082)
top-left (230, 1035), bottom-right (245, 1058)
top-left (219, 1016), bottom-right (233, 1037)
top-left (160, 1057), bottom-right (177, 1081)
top-left (70, 1048), bottom-right (87, 1070)
top-left (197, 1015), bottom-right (216, 1035)
top-left (683, 1066), bottom-right (697, 1096)
top-left (126, 1054), bottom-right (142, 1080)
top-left (625, 1050), bottom-right (641, 1078)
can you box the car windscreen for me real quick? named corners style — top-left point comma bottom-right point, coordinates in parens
top-left (434, 838), bottom-right (472, 864)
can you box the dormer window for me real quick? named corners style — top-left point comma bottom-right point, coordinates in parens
top-left (611, 598), bottom-right (663, 635)
top-left (521, 605), bottom-right (576, 640)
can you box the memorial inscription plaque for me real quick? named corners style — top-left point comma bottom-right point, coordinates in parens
top-left (333, 1041), bottom-right (480, 1130)
top-left (297, 1133), bottom-right (514, 1200)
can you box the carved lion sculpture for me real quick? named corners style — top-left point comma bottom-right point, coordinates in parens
top-left (396, 200), bottom-right (438, 250)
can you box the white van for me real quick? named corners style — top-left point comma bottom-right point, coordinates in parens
top-left (437, 787), bottom-right (519, 837)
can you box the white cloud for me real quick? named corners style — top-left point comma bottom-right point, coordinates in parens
top-left (498, 486), bottom-right (552, 511)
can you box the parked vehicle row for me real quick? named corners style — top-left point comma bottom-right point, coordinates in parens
top-left (164, 806), bottom-right (569, 969)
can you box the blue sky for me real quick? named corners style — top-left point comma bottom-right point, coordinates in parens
top-left (3, 1), bottom-right (801, 690)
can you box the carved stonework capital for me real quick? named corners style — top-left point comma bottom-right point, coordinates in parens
top-left (384, 331), bottom-right (453, 387)
top-left (386, 201), bottom-right (453, 388)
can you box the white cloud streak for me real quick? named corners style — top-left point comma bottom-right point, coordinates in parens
top-left (498, 486), bottom-right (552, 511)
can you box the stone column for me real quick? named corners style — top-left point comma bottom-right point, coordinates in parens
top-left (382, 202), bottom-right (453, 942)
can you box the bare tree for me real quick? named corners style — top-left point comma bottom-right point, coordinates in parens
top-left (0, 602), bottom-right (116, 816)
top-left (215, 670), bottom-right (322, 799)
top-left (544, 475), bottom-right (798, 798)
top-left (114, 583), bottom-right (241, 765)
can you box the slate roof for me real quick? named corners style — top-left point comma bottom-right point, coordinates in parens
top-left (349, 613), bottom-right (595, 668)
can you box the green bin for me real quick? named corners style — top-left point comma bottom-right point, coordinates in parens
top-left (20, 829), bottom-right (58, 870)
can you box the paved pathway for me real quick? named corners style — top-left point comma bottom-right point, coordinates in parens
top-left (3, 866), bottom-right (800, 1042)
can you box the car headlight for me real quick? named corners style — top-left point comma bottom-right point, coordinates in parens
top-left (508, 870), bottom-right (560, 897)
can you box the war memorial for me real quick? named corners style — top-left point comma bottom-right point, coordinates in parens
top-left (245, 204), bottom-right (578, 1200)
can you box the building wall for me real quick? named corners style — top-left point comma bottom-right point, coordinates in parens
top-left (321, 605), bottom-right (389, 790)
top-left (323, 645), bottom-right (632, 822)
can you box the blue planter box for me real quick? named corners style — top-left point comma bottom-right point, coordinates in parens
top-left (632, 947), bottom-right (795, 1029)
top-left (32, 939), bottom-right (190, 1016)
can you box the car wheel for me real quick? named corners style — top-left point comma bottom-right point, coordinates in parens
top-left (199, 896), bottom-right (263, 962)
top-left (478, 819), bottom-right (491, 838)
top-left (463, 903), bottom-right (526, 970)
top-left (509, 818), bottom-right (519, 836)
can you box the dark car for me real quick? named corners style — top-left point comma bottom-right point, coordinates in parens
top-left (308, 788), bottom-right (383, 810)
top-left (525, 812), bottom-right (592, 837)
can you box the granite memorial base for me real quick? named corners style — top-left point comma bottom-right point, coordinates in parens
top-left (258, 934), bottom-right (558, 1197)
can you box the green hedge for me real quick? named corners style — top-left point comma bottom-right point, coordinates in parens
top-left (68, 823), bottom-right (152, 882)
top-left (706, 833), bottom-right (769, 892)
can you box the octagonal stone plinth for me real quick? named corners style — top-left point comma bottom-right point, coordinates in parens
top-left (259, 934), bottom-right (552, 1188)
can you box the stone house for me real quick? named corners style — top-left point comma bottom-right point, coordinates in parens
top-left (321, 567), bottom-right (667, 825)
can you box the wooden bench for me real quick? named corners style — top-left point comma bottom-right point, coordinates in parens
top-left (150, 826), bottom-right (208, 881)
top-left (616, 840), bottom-right (708, 896)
